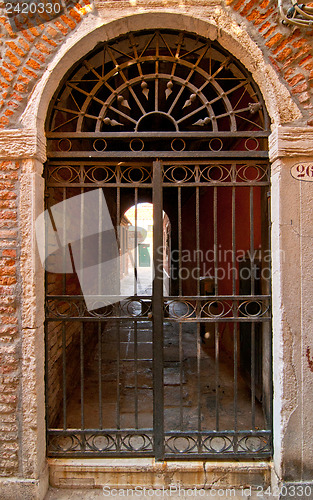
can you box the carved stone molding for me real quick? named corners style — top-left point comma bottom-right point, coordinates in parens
top-left (0, 129), bottom-right (46, 163)
top-left (269, 126), bottom-right (313, 162)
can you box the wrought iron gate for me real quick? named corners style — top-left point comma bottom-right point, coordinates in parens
top-left (44, 29), bottom-right (272, 459)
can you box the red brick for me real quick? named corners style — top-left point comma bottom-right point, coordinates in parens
top-left (2, 250), bottom-right (16, 258)
top-left (0, 18), bottom-right (16, 38)
top-left (0, 258), bottom-right (16, 266)
top-left (284, 68), bottom-right (296, 79)
top-left (292, 82), bottom-right (308, 94)
top-left (61, 15), bottom-right (76, 29)
top-left (13, 83), bottom-right (27, 93)
top-left (287, 73), bottom-right (305, 87)
top-left (5, 51), bottom-right (21, 67)
top-left (5, 42), bottom-right (25, 58)
top-left (246, 9), bottom-right (260, 21)
top-left (69, 8), bottom-right (81, 22)
top-left (253, 11), bottom-right (273, 26)
top-left (0, 81), bottom-right (9, 90)
top-left (0, 117), bottom-right (9, 127)
top-left (263, 26), bottom-right (276, 38)
top-left (54, 20), bottom-right (68, 36)
top-left (266, 33), bottom-right (283, 48)
top-left (0, 278), bottom-right (16, 286)
top-left (46, 26), bottom-right (59, 38)
top-left (272, 33), bottom-right (298, 54)
top-left (0, 326), bottom-right (18, 336)
top-left (0, 68), bottom-right (13, 83)
top-left (42, 34), bottom-right (58, 47)
top-left (35, 42), bottom-right (51, 55)
top-left (26, 58), bottom-right (41, 70)
top-left (3, 61), bottom-right (18, 74)
top-left (0, 267), bottom-right (16, 277)
top-left (22, 67), bottom-right (38, 79)
top-left (276, 48), bottom-right (292, 62)
top-left (18, 38), bottom-right (30, 52)
top-left (259, 21), bottom-right (271, 32)
top-left (0, 316), bottom-right (17, 325)
top-left (17, 28), bottom-right (35, 43)
top-left (0, 230), bottom-right (17, 238)
top-left (241, 0), bottom-right (260, 15)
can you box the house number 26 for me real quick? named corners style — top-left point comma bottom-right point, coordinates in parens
top-left (290, 163), bottom-right (313, 181)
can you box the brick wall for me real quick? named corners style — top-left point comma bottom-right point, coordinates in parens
top-left (0, 0), bottom-right (312, 128)
top-left (0, 0), bottom-right (92, 129)
top-left (0, 160), bottom-right (19, 476)
top-left (226, 0), bottom-right (313, 124)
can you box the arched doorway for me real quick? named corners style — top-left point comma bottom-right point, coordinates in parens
top-left (44, 29), bottom-right (271, 459)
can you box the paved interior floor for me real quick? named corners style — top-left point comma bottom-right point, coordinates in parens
top-left (60, 316), bottom-right (265, 436)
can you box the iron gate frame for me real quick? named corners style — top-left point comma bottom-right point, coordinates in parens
top-left (44, 158), bottom-right (272, 460)
top-left (44, 28), bottom-right (272, 460)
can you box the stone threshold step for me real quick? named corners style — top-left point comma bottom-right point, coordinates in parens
top-left (48, 458), bottom-right (272, 490)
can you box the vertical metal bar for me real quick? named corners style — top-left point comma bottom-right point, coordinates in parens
top-left (98, 321), bottom-right (102, 429)
top-left (116, 186), bottom-right (121, 432)
top-left (196, 186), bottom-right (201, 446)
top-left (251, 322), bottom-right (256, 429)
top-left (80, 188), bottom-right (84, 292)
top-left (215, 324), bottom-right (219, 431)
top-left (232, 187), bottom-right (238, 436)
top-left (80, 187), bottom-right (85, 431)
top-left (179, 322), bottom-right (183, 429)
top-left (98, 190), bottom-right (103, 429)
top-left (214, 186), bottom-right (218, 295)
top-left (233, 323), bottom-right (238, 433)
top-left (116, 319), bottom-right (121, 431)
top-left (197, 322), bottom-right (202, 437)
top-left (250, 186), bottom-right (254, 295)
top-left (134, 188), bottom-right (138, 296)
top-left (153, 160), bottom-right (164, 461)
top-left (178, 186), bottom-right (182, 297)
top-left (134, 320), bottom-right (138, 429)
top-left (213, 185), bottom-right (219, 430)
top-left (62, 188), bottom-right (66, 294)
top-left (232, 187), bottom-right (236, 296)
top-left (250, 186), bottom-right (255, 429)
top-left (80, 322), bottom-right (85, 429)
top-left (196, 186), bottom-right (200, 296)
top-left (62, 323), bottom-right (67, 430)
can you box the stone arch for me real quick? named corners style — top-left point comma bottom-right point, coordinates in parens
top-left (21, 11), bottom-right (302, 140)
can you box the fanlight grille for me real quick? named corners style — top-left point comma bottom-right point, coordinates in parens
top-left (47, 30), bottom-right (269, 135)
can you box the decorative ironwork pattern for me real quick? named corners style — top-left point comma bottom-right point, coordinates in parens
top-left (46, 163), bottom-right (153, 186)
top-left (48, 431), bottom-right (154, 456)
top-left (46, 295), bottom-right (270, 322)
top-left (45, 161), bottom-right (269, 187)
top-left (162, 162), bottom-right (269, 185)
top-left (46, 296), bottom-right (153, 320)
top-left (47, 30), bottom-right (269, 135)
top-left (164, 431), bottom-right (271, 457)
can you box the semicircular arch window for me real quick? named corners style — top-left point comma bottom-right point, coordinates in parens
top-left (47, 29), bottom-right (270, 141)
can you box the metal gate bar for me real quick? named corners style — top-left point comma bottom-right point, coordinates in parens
top-left (44, 159), bottom-right (271, 458)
